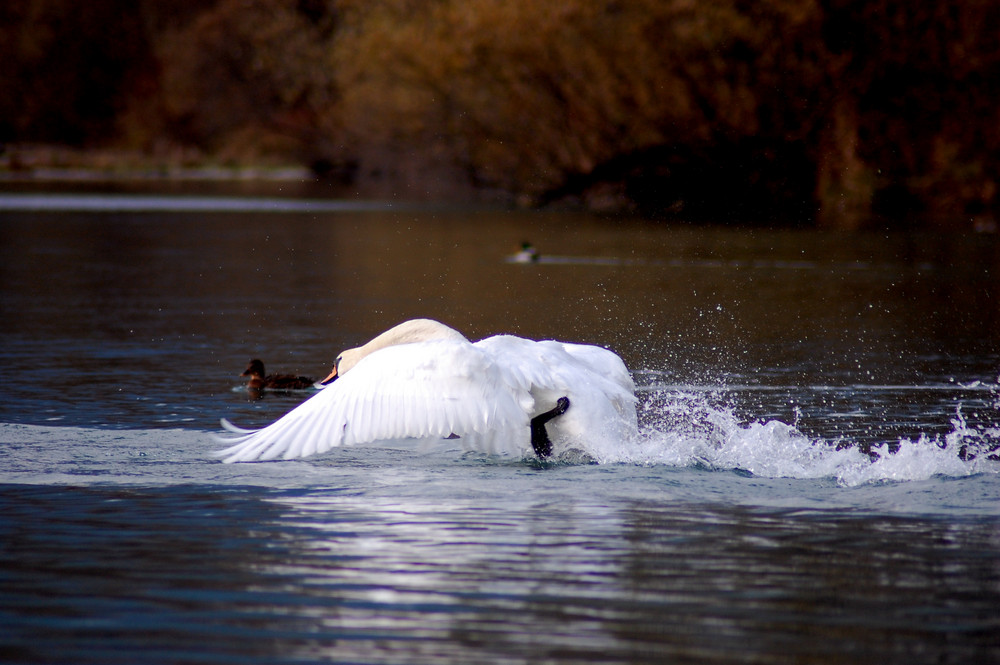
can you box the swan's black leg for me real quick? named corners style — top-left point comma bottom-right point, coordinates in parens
top-left (530, 396), bottom-right (570, 458)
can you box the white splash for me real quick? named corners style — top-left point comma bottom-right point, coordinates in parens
top-left (596, 390), bottom-right (1000, 487)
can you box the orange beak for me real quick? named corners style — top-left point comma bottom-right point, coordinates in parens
top-left (320, 366), bottom-right (339, 385)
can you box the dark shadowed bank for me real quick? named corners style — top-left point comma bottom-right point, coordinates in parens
top-left (2, 0), bottom-right (999, 230)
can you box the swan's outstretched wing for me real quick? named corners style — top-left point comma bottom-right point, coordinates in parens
top-left (215, 339), bottom-right (529, 463)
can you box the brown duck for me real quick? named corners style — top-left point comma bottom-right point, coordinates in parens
top-left (241, 359), bottom-right (316, 391)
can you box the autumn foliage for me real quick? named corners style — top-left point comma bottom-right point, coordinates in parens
top-left (2, 0), bottom-right (999, 229)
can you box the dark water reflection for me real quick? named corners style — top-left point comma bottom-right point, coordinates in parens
top-left (2, 484), bottom-right (997, 665)
top-left (1, 200), bottom-right (998, 446)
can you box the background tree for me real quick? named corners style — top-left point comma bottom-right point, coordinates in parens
top-left (3, 0), bottom-right (999, 230)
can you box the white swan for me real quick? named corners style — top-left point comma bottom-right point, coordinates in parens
top-left (214, 319), bottom-right (637, 463)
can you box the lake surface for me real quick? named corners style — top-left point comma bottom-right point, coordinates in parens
top-left (1, 188), bottom-right (998, 664)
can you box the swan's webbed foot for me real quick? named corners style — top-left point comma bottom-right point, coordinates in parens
top-left (530, 396), bottom-right (570, 459)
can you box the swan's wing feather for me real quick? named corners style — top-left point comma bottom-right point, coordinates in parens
top-left (337, 340), bottom-right (527, 443)
top-left (215, 339), bottom-right (527, 462)
top-left (473, 336), bottom-right (552, 394)
top-left (214, 386), bottom-right (347, 462)
top-left (557, 341), bottom-right (636, 397)
top-left (220, 418), bottom-right (256, 434)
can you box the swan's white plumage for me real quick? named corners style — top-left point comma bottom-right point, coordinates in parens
top-left (215, 319), bottom-right (637, 462)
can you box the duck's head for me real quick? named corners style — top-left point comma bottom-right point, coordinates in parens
top-left (242, 359), bottom-right (266, 379)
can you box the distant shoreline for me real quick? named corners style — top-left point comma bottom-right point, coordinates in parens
top-left (0, 143), bottom-right (312, 183)
top-left (0, 144), bottom-right (501, 205)
top-left (3, 144), bottom-right (997, 232)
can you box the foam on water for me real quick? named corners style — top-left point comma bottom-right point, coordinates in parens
top-left (593, 389), bottom-right (1000, 487)
top-left (2, 394), bottom-right (996, 493)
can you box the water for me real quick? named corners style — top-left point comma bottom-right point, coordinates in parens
top-left (1, 189), bottom-right (999, 664)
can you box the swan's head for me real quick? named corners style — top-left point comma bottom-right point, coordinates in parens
top-left (320, 319), bottom-right (468, 385)
top-left (319, 348), bottom-right (363, 384)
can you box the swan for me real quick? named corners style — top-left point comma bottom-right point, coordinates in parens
top-left (214, 319), bottom-right (637, 463)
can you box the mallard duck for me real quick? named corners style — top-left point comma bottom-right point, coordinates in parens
top-left (241, 359), bottom-right (316, 391)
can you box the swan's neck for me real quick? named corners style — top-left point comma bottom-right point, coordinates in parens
top-left (339, 319), bottom-right (468, 374)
